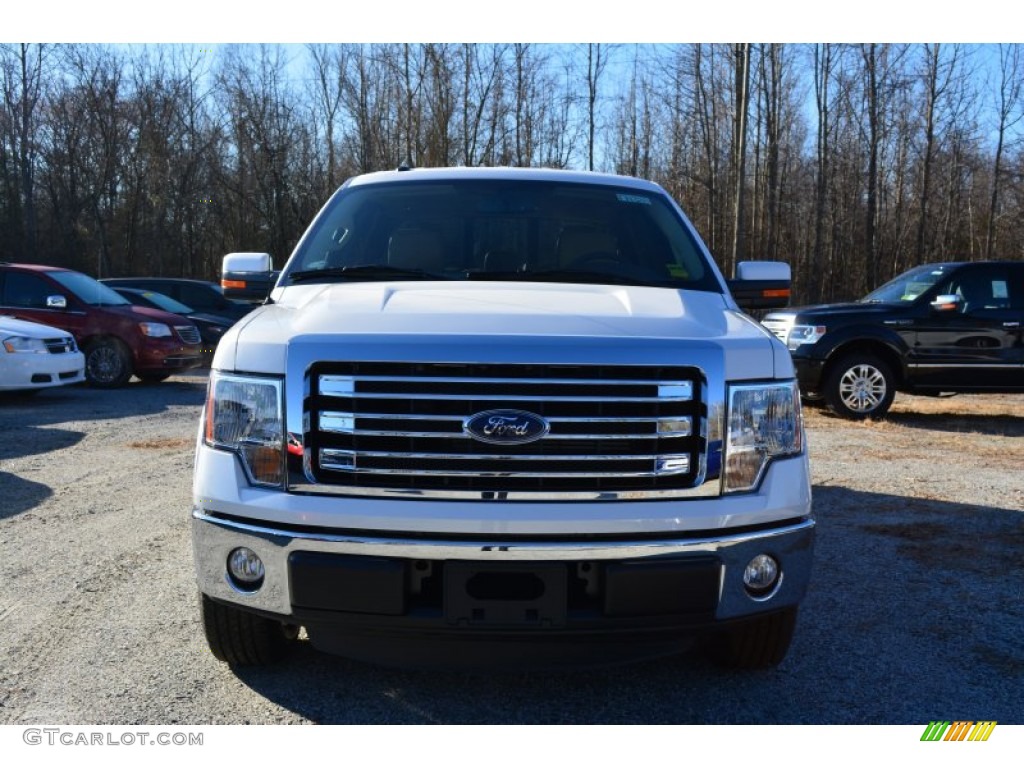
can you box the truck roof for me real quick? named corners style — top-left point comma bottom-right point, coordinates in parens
top-left (343, 166), bottom-right (666, 192)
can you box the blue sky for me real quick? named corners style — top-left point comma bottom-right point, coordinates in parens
top-left (8, 1), bottom-right (1021, 44)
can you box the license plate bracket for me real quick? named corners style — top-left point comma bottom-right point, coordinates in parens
top-left (444, 562), bottom-right (568, 628)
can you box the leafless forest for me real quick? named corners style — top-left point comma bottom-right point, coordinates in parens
top-left (2, 43), bottom-right (1023, 303)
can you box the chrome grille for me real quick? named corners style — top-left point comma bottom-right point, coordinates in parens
top-left (175, 325), bottom-right (201, 344)
top-left (303, 362), bottom-right (706, 497)
top-left (44, 337), bottom-right (76, 354)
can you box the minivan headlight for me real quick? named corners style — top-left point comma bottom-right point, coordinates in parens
top-left (204, 371), bottom-right (284, 487)
top-left (724, 381), bottom-right (803, 493)
top-left (139, 322), bottom-right (172, 338)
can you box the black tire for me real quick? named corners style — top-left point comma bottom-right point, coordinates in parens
top-left (200, 593), bottom-right (296, 667)
top-left (84, 338), bottom-right (132, 388)
top-left (800, 391), bottom-right (825, 408)
top-left (136, 372), bottom-right (172, 383)
top-left (706, 606), bottom-right (798, 670)
top-left (823, 353), bottom-right (895, 420)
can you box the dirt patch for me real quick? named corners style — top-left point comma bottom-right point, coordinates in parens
top-left (859, 518), bottom-right (1024, 575)
top-left (126, 437), bottom-right (194, 450)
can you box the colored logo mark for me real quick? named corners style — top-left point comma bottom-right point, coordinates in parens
top-left (920, 721), bottom-right (997, 742)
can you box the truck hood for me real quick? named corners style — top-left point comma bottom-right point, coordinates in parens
top-left (218, 281), bottom-right (787, 380)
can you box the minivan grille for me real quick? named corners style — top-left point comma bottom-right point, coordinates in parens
top-left (175, 325), bottom-right (201, 344)
top-left (304, 362), bottom-right (706, 497)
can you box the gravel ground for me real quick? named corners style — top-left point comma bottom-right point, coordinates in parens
top-left (1, 372), bottom-right (1021, 725)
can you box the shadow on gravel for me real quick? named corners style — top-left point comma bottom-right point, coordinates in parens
top-left (883, 410), bottom-right (1024, 437)
top-left (224, 486), bottom-right (1022, 724)
top-left (0, 374), bottom-right (206, 463)
top-left (0, 425), bottom-right (84, 462)
top-left (0, 374), bottom-right (206, 518)
top-left (806, 403), bottom-right (1024, 438)
top-left (0, 472), bottom-right (53, 520)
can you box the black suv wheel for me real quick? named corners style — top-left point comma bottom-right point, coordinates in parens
top-left (824, 353), bottom-right (895, 420)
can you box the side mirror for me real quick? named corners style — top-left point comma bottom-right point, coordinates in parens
top-left (728, 261), bottom-right (792, 311)
top-left (930, 294), bottom-right (961, 312)
top-left (46, 295), bottom-right (67, 309)
top-left (221, 252), bottom-right (276, 302)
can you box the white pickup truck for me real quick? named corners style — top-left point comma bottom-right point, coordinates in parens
top-left (192, 167), bottom-right (813, 670)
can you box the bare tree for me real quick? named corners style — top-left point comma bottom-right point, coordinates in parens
top-left (730, 43), bottom-right (752, 271)
top-left (914, 44), bottom-right (966, 263)
top-left (986, 44), bottom-right (1023, 258)
top-left (582, 43), bottom-right (609, 171)
top-left (0, 43), bottom-right (50, 261)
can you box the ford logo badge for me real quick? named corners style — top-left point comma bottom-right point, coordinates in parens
top-left (463, 409), bottom-right (550, 445)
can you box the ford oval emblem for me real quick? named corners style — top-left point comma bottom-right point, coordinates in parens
top-left (463, 409), bottom-right (550, 445)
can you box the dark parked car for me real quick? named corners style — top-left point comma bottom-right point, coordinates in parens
top-left (100, 278), bottom-right (256, 322)
top-left (762, 260), bottom-right (1024, 419)
top-left (110, 287), bottom-right (236, 362)
top-left (0, 263), bottom-right (203, 387)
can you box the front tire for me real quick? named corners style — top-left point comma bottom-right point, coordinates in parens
top-left (706, 607), bottom-right (798, 669)
top-left (200, 593), bottom-right (296, 667)
top-left (823, 353), bottom-right (895, 420)
top-left (84, 338), bottom-right (132, 388)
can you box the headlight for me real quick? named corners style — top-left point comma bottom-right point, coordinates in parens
top-left (786, 324), bottom-right (826, 350)
top-left (1, 336), bottom-right (48, 353)
top-left (138, 322), bottom-right (172, 338)
top-left (724, 381), bottom-right (803, 493)
top-left (204, 371), bottom-right (284, 487)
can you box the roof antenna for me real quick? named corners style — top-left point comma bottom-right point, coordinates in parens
top-left (397, 161), bottom-right (414, 172)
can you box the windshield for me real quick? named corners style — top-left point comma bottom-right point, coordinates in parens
top-left (133, 291), bottom-right (194, 314)
top-left (861, 264), bottom-right (953, 303)
top-left (51, 271), bottom-right (131, 306)
top-left (283, 180), bottom-right (720, 292)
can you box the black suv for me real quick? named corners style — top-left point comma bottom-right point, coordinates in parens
top-left (100, 278), bottom-right (256, 322)
top-left (762, 261), bottom-right (1024, 419)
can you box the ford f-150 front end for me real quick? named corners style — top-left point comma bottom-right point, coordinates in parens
top-left (192, 167), bottom-right (813, 670)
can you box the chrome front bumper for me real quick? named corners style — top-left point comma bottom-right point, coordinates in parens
top-left (192, 510), bottom-right (815, 623)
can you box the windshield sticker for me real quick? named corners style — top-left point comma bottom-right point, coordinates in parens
top-left (667, 264), bottom-right (688, 278)
top-left (616, 193), bottom-right (651, 205)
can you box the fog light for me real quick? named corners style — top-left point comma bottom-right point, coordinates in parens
top-left (228, 547), bottom-right (265, 591)
top-left (743, 554), bottom-right (780, 597)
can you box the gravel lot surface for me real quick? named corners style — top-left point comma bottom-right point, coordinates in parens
top-left (1, 371), bottom-right (1021, 725)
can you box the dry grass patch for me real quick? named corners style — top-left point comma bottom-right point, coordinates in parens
top-left (127, 437), bottom-right (193, 450)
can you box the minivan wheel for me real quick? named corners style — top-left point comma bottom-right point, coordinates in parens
top-left (84, 339), bottom-right (132, 388)
top-left (200, 593), bottom-right (296, 667)
top-left (823, 353), bottom-right (895, 420)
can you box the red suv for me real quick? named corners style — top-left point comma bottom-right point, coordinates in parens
top-left (0, 263), bottom-right (203, 387)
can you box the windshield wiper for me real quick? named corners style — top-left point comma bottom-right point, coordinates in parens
top-left (288, 265), bottom-right (448, 283)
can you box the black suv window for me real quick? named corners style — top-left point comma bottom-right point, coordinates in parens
top-left (177, 283), bottom-right (221, 311)
top-left (938, 266), bottom-right (1015, 313)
